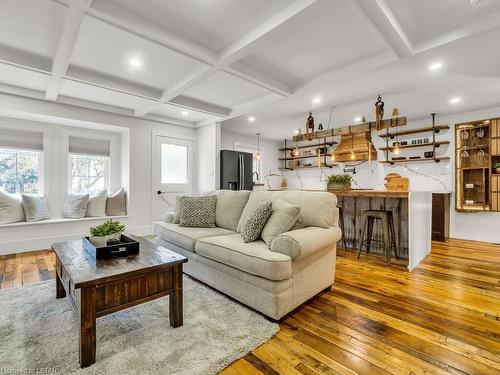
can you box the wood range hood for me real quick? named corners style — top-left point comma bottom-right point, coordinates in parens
top-left (333, 131), bottom-right (377, 162)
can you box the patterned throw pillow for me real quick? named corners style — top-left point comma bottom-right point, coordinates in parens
top-left (179, 195), bottom-right (217, 228)
top-left (240, 201), bottom-right (273, 243)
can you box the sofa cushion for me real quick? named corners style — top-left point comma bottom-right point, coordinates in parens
top-left (196, 234), bottom-right (292, 281)
top-left (215, 190), bottom-right (250, 231)
top-left (173, 195), bottom-right (185, 224)
top-left (179, 195), bottom-right (217, 228)
top-left (261, 199), bottom-right (300, 247)
top-left (240, 201), bottom-right (272, 243)
top-left (154, 221), bottom-right (235, 252)
top-left (237, 190), bottom-right (337, 231)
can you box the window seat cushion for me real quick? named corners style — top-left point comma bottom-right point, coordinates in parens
top-left (0, 215), bottom-right (128, 228)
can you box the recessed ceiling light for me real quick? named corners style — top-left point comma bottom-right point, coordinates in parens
top-left (182, 110), bottom-right (189, 116)
top-left (129, 57), bottom-right (142, 68)
top-left (313, 97), bottom-right (321, 104)
top-left (248, 116), bottom-right (255, 122)
top-left (354, 117), bottom-right (362, 122)
top-left (429, 61), bottom-right (443, 71)
top-left (450, 97), bottom-right (462, 104)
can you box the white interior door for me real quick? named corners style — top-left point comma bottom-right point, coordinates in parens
top-left (152, 135), bottom-right (194, 221)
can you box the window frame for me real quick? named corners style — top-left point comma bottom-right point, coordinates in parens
top-left (0, 146), bottom-right (44, 195)
top-left (67, 153), bottom-right (110, 194)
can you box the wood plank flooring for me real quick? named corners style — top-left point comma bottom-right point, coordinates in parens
top-left (1, 239), bottom-right (499, 374)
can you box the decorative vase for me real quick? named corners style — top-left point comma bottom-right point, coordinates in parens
top-left (496, 167), bottom-right (500, 174)
top-left (327, 183), bottom-right (351, 192)
top-left (89, 232), bottom-right (122, 247)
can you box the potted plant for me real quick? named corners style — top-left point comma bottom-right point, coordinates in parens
top-left (494, 162), bottom-right (500, 174)
top-left (89, 219), bottom-right (125, 247)
top-left (327, 174), bottom-right (352, 192)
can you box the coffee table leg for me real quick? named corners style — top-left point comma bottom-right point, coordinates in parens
top-left (79, 286), bottom-right (96, 368)
top-left (56, 270), bottom-right (66, 299)
top-left (169, 264), bottom-right (183, 327)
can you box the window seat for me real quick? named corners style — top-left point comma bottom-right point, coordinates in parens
top-left (0, 215), bottom-right (128, 228)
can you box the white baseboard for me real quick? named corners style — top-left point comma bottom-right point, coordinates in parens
top-left (0, 225), bottom-right (153, 256)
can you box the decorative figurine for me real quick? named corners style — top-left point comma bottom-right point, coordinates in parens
top-left (318, 123), bottom-right (323, 131)
top-left (362, 115), bottom-right (367, 123)
top-left (392, 107), bottom-right (399, 119)
top-left (305, 112), bottom-right (315, 141)
top-left (375, 94), bottom-right (384, 130)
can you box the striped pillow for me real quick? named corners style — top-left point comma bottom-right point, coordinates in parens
top-left (21, 194), bottom-right (50, 222)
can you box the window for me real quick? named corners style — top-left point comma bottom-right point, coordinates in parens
top-left (161, 143), bottom-right (188, 184)
top-left (70, 154), bottom-right (109, 193)
top-left (0, 148), bottom-right (40, 194)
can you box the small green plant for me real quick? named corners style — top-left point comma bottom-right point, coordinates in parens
top-left (493, 162), bottom-right (500, 169)
top-left (90, 219), bottom-right (125, 237)
top-left (327, 174), bottom-right (353, 185)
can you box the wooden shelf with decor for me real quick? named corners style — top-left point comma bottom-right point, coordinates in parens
top-left (455, 117), bottom-right (500, 212)
top-left (379, 114), bottom-right (450, 165)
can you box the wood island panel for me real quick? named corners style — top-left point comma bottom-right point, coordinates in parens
top-left (331, 189), bottom-right (409, 198)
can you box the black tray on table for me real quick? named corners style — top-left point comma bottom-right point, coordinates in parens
top-left (82, 234), bottom-right (139, 259)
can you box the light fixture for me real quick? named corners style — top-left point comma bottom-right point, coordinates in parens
top-left (471, 0), bottom-right (486, 5)
top-left (293, 129), bottom-right (300, 135)
top-left (450, 97), bottom-right (462, 104)
top-left (248, 116), bottom-right (256, 122)
top-left (255, 133), bottom-right (261, 160)
top-left (313, 97), bottom-right (321, 104)
top-left (330, 150), bottom-right (335, 161)
top-left (350, 126), bottom-right (355, 160)
top-left (429, 61), bottom-right (443, 71)
top-left (354, 117), bottom-right (362, 122)
top-left (393, 142), bottom-right (401, 155)
top-left (182, 110), bottom-right (189, 116)
top-left (129, 57), bottom-right (142, 68)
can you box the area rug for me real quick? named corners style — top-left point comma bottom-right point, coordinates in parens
top-left (0, 276), bottom-right (279, 374)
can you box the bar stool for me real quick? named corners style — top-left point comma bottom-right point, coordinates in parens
top-left (358, 210), bottom-right (399, 263)
top-left (338, 206), bottom-right (347, 249)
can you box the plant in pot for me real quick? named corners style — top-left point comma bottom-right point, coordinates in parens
top-left (327, 174), bottom-right (352, 192)
top-left (89, 219), bottom-right (125, 247)
top-left (494, 162), bottom-right (500, 174)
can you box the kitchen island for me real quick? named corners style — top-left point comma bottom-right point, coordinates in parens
top-left (334, 189), bottom-right (432, 271)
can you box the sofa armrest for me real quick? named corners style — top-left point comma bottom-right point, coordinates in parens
top-left (270, 226), bottom-right (342, 260)
top-left (161, 212), bottom-right (176, 223)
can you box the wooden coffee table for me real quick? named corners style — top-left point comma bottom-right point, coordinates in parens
top-left (52, 235), bottom-right (187, 368)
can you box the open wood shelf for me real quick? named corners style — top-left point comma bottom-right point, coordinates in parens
top-left (380, 156), bottom-right (450, 164)
top-left (379, 141), bottom-right (449, 151)
top-left (457, 145), bottom-right (489, 151)
top-left (279, 165), bottom-right (336, 171)
top-left (379, 125), bottom-right (449, 138)
top-left (279, 143), bottom-right (335, 151)
top-left (278, 153), bottom-right (329, 161)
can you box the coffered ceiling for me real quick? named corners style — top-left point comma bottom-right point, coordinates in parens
top-left (0, 0), bottom-right (499, 131)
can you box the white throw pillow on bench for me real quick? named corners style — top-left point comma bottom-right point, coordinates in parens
top-left (0, 191), bottom-right (25, 224)
top-left (21, 194), bottom-right (50, 222)
top-left (63, 193), bottom-right (89, 219)
top-left (106, 187), bottom-right (126, 216)
top-left (86, 189), bottom-right (108, 217)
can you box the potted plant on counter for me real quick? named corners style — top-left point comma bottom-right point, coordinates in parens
top-left (89, 219), bottom-right (125, 247)
top-left (327, 174), bottom-right (352, 192)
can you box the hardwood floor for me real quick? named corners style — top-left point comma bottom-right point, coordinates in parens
top-left (1, 239), bottom-right (499, 374)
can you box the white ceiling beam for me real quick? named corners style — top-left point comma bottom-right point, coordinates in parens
top-left (353, 0), bottom-right (413, 58)
top-left (135, 0), bottom-right (320, 117)
top-left (224, 62), bottom-right (293, 97)
top-left (0, 45), bottom-right (52, 73)
top-left (226, 93), bottom-right (282, 121)
top-left (46, 0), bottom-right (88, 101)
top-left (169, 96), bottom-right (230, 118)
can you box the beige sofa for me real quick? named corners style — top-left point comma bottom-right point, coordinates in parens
top-left (152, 190), bottom-right (341, 320)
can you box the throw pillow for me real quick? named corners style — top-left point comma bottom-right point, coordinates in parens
top-left (86, 189), bottom-right (107, 217)
top-left (240, 201), bottom-right (273, 243)
top-left (173, 195), bottom-right (186, 224)
top-left (21, 194), bottom-right (50, 222)
top-left (63, 193), bottom-right (89, 219)
top-left (0, 192), bottom-right (25, 224)
top-left (179, 195), bottom-right (217, 228)
top-left (261, 199), bottom-right (301, 248)
top-left (106, 187), bottom-right (126, 216)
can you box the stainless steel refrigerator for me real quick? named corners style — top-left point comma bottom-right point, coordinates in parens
top-left (220, 150), bottom-right (253, 190)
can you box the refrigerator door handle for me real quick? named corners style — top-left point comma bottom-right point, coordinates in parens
top-left (238, 154), bottom-right (242, 190)
top-left (241, 155), bottom-right (245, 190)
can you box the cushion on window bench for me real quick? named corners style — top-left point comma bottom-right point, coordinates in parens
top-left (0, 191), bottom-right (25, 224)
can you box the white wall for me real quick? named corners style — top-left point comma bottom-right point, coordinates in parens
top-left (220, 127), bottom-right (282, 189)
top-left (281, 106), bottom-right (500, 244)
top-left (195, 122), bottom-right (219, 194)
top-left (0, 93), bottom-right (195, 254)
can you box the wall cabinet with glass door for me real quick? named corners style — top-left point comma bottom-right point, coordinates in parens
top-left (455, 117), bottom-right (500, 211)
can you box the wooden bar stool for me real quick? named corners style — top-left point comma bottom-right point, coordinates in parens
top-left (337, 206), bottom-right (348, 249)
top-left (358, 209), bottom-right (399, 263)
